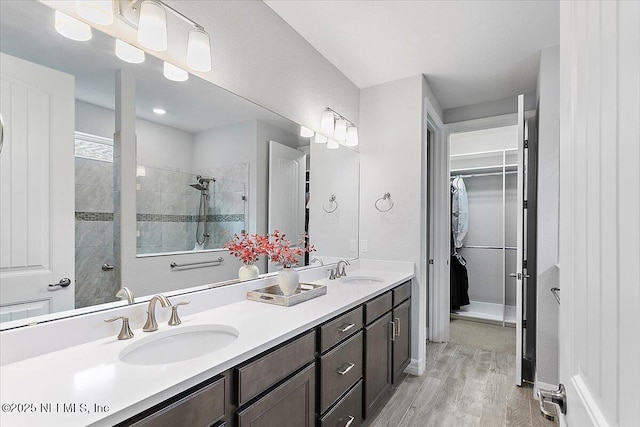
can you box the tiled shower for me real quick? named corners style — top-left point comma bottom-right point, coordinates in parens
top-left (74, 135), bottom-right (247, 308)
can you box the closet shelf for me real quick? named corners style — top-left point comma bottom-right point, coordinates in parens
top-left (450, 148), bottom-right (517, 159)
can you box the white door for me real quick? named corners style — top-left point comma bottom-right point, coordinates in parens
top-left (0, 53), bottom-right (75, 322)
top-left (554, 1), bottom-right (640, 425)
top-left (267, 141), bottom-right (306, 272)
top-left (514, 94), bottom-right (525, 386)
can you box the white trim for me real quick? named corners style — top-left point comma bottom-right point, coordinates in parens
top-left (571, 375), bottom-right (610, 427)
top-left (405, 358), bottom-right (425, 376)
top-left (423, 95), bottom-right (447, 344)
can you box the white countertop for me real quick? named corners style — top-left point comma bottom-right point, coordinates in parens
top-left (0, 268), bottom-right (413, 427)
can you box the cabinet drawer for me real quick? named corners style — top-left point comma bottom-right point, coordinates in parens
top-left (130, 376), bottom-right (225, 427)
top-left (237, 364), bottom-right (315, 427)
top-left (320, 381), bottom-right (362, 427)
top-left (364, 292), bottom-right (392, 324)
top-left (320, 306), bottom-right (363, 352)
top-left (393, 281), bottom-right (411, 307)
top-left (320, 331), bottom-right (363, 413)
top-left (237, 330), bottom-right (315, 406)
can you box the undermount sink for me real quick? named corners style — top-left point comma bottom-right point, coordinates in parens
top-left (339, 276), bottom-right (384, 284)
top-left (119, 324), bottom-right (239, 365)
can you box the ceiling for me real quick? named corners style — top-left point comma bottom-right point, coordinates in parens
top-left (0, 1), bottom-right (297, 135)
top-left (264, 0), bottom-right (559, 110)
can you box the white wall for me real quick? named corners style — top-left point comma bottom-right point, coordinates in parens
top-left (308, 144), bottom-right (359, 260)
top-left (443, 93), bottom-right (537, 124)
top-left (535, 45), bottom-right (560, 387)
top-left (359, 74), bottom-right (443, 373)
top-left (75, 101), bottom-right (195, 173)
top-left (449, 125), bottom-right (518, 154)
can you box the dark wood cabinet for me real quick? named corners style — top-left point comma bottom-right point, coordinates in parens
top-left (392, 298), bottom-right (411, 384)
top-left (120, 281), bottom-right (412, 427)
top-left (364, 311), bottom-right (393, 419)
top-left (236, 364), bottom-right (316, 427)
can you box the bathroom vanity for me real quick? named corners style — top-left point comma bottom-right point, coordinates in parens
top-left (0, 264), bottom-right (414, 427)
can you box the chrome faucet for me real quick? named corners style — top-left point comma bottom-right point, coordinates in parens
top-left (311, 257), bottom-right (324, 266)
top-left (115, 286), bottom-right (135, 305)
top-left (143, 295), bottom-right (172, 332)
top-left (335, 259), bottom-right (351, 278)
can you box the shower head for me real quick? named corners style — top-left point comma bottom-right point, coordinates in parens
top-left (189, 175), bottom-right (214, 191)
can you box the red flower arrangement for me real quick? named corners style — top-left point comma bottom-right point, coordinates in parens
top-left (224, 233), bottom-right (269, 265)
top-left (265, 229), bottom-right (316, 268)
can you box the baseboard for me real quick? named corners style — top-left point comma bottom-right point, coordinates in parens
top-left (405, 358), bottom-right (425, 376)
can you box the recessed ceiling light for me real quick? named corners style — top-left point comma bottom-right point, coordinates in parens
top-left (152, 108), bottom-right (166, 115)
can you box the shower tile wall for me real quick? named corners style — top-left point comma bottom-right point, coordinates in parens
top-left (75, 157), bottom-right (117, 308)
top-left (136, 166), bottom-right (246, 254)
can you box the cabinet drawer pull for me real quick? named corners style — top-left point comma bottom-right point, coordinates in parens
top-left (336, 362), bottom-right (355, 375)
top-left (394, 317), bottom-right (401, 337)
top-left (343, 415), bottom-right (355, 427)
top-left (389, 321), bottom-right (396, 341)
top-left (337, 323), bottom-right (355, 333)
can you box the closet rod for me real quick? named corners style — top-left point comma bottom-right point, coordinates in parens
top-left (461, 245), bottom-right (516, 250)
top-left (451, 171), bottom-right (518, 179)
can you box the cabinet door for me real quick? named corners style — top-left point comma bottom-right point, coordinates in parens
top-left (392, 298), bottom-right (411, 384)
top-left (364, 312), bottom-right (392, 419)
top-left (237, 364), bottom-right (315, 427)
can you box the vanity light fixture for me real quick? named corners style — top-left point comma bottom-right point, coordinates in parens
top-left (327, 139), bottom-right (340, 150)
top-left (152, 107), bottom-right (167, 115)
top-left (75, 0), bottom-right (114, 26)
top-left (55, 11), bottom-right (92, 41)
top-left (346, 126), bottom-right (359, 147)
top-left (163, 61), bottom-right (189, 82)
top-left (300, 126), bottom-right (315, 138)
top-left (320, 109), bottom-right (335, 135)
top-left (314, 133), bottom-right (328, 144)
top-left (137, 0), bottom-right (168, 51)
top-left (319, 107), bottom-right (357, 147)
top-left (115, 39), bottom-right (145, 63)
top-left (187, 27), bottom-right (212, 72)
top-left (334, 119), bottom-right (348, 141)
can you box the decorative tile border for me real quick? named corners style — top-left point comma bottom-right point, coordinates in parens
top-left (75, 212), bottom-right (114, 221)
top-left (75, 212), bottom-right (245, 223)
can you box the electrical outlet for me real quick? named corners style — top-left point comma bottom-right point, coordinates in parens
top-left (136, 230), bottom-right (141, 238)
top-left (360, 240), bottom-right (368, 252)
top-left (349, 240), bottom-right (357, 252)
top-left (136, 183), bottom-right (141, 190)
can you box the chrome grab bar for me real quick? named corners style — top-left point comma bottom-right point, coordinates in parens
top-left (170, 257), bottom-right (224, 270)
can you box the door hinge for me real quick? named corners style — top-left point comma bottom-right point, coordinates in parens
top-left (242, 195), bottom-right (247, 201)
top-left (523, 260), bottom-right (528, 269)
top-left (524, 200), bottom-right (528, 209)
top-left (523, 320), bottom-right (527, 328)
top-left (524, 140), bottom-right (529, 149)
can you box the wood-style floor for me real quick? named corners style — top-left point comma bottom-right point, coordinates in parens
top-left (371, 341), bottom-right (558, 427)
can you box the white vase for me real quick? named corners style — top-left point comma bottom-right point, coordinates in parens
top-left (278, 267), bottom-right (299, 296)
top-left (238, 264), bottom-right (259, 281)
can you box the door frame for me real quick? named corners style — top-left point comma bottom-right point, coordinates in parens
top-left (430, 112), bottom-right (535, 343)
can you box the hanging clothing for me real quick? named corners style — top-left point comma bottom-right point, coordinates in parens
top-left (450, 185), bottom-right (470, 310)
top-left (450, 176), bottom-right (469, 249)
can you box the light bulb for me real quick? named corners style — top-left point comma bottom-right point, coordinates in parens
top-left (187, 28), bottom-right (212, 72)
top-left (76, 0), bottom-right (113, 25)
top-left (320, 109), bottom-right (335, 135)
top-left (300, 126), bottom-right (314, 138)
top-left (327, 139), bottom-right (339, 149)
top-left (137, 0), bottom-right (167, 51)
top-left (346, 126), bottom-right (358, 146)
top-left (163, 62), bottom-right (189, 82)
top-left (55, 11), bottom-right (92, 41)
top-left (334, 119), bottom-right (348, 141)
top-left (115, 39), bottom-right (145, 63)
top-left (314, 134), bottom-right (328, 144)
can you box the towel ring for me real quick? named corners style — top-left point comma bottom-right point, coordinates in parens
top-left (375, 192), bottom-right (394, 212)
top-left (322, 194), bottom-right (338, 213)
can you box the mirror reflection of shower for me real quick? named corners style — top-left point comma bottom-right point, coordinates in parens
top-left (189, 175), bottom-right (215, 250)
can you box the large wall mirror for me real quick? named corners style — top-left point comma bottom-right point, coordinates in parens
top-left (0, 0), bottom-right (359, 328)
